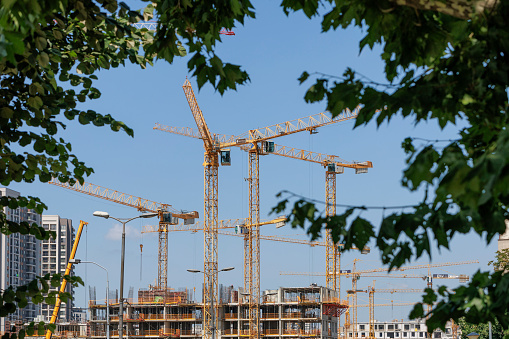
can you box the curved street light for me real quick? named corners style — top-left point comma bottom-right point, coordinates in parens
top-left (69, 259), bottom-right (109, 339)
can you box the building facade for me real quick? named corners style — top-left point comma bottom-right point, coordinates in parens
top-left (0, 187), bottom-right (42, 334)
top-left (88, 285), bottom-right (345, 339)
top-left (39, 215), bottom-right (75, 322)
top-left (350, 320), bottom-right (459, 339)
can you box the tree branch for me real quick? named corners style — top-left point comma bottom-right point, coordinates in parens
top-left (391, 0), bottom-right (499, 20)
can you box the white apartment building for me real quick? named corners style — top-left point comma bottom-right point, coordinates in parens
top-left (348, 319), bottom-right (459, 339)
top-left (0, 187), bottom-right (41, 334)
top-left (39, 215), bottom-right (75, 322)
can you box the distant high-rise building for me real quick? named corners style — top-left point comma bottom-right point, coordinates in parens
top-left (39, 215), bottom-right (75, 322)
top-left (498, 220), bottom-right (509, 252)
top-left (0, 188), bottom-right (41, 334)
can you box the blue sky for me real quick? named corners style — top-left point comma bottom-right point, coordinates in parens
top-left (9, 1), bottom-right (495, 321)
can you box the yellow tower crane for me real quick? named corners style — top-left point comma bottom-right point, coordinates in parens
top-left (347, 285), bottom-right (437, 339)
top-left (345, 259), bottom-right (476, 339)
top-left (173, 78), bottom-right (367, 339)
top-left (281, 259), bottom-right (478, 339)
top-left (155, 124), bottom-right (372, 299)
top-left (47, 179), bottom-right (199, 291)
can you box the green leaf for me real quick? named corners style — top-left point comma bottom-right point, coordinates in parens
top-left (298, 71), bottom-right (309, 84)
top-left (38, 52), bottom-right (50, 67)
top-left (0, 107), bottom-right (14, 119)
top-left (35, 37), bottom-right (47, 50)
top-left (27, 97), bottom-right (43, 109)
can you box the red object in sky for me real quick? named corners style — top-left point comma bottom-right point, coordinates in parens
top-left (219, 29), bottom-right (235, 36)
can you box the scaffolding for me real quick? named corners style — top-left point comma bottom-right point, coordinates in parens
top-left (87, 285), bottom-right (343, 339)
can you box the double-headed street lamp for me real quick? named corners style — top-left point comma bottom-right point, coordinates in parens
top-left (187, 267), bottom-right (234, 339)
top-left (93, 211), bottom-right (158, 339)
top-left (69, 259), bottom-right (110, 339)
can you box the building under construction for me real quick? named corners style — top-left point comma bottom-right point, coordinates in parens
top-left (87, 285), bottom-right (345, 339)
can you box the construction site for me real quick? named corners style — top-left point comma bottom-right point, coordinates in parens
top-left (39, 79), bottom-right (474, 339)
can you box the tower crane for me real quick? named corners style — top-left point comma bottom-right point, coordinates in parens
top-left (347, 284), bottom-right (437, 339)
top-left (424, 272), bottom-right (469, 315)
top-left (48, 179), bottom-right (198, 290)
top-left (281, 259), bottom-right (478, 339)
top-left (342, 259), bottom-right (476, 335)
top-left (155, 124), bottom-right (373, 300)
top-left (176, 79), bottom-right (366, 339)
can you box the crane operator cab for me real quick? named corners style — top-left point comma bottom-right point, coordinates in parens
top-left (221, 150), bottom-right (231, 166)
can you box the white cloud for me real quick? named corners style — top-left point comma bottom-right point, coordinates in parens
top-left (105, 223), bottom-right (141, 240)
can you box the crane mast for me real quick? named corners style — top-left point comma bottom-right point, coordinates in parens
top-left (325, 170), bottom-right (340, 292)
top-left (182, 79), bottom-right (220, 339)
top-left (247, 146), bottom-right (261, 338)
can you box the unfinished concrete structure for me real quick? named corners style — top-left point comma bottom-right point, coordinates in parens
top-left (88, 285), bottom-right (345, 339)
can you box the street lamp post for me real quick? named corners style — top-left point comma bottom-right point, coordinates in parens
top-left (187, 267), bottom-right (234, 339)
top-left (94, 211), bottom-right (158, 339)
top-left (69, 259), bottom-right (110, 339)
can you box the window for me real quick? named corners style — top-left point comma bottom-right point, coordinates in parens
top-left (419, 333), bottom-right (424, 337)
top-left (403, 333), bottom-right (408, 337)
top-left (415, 326), bottom-right (420, 330)
top-left (411, 333), bottom-right (415, 337)
top-left (433, 332), bottom-right (441, 338)
top-left (360, 325), bottom-right (365, 330)
top-left (404, 326), bottom-right (410, 331)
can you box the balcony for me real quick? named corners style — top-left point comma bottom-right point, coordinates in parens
top-left (180, 330), bottom-right (202, 336)
top-left (261, 313), bottom-right (279, 319)
top-left (282, 329), bottom-right (321, 336)
top-left (263, 329), bottom-right (280, 335)
top-left (223, 329), bottom-right (239, 335)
